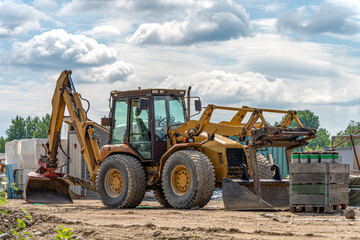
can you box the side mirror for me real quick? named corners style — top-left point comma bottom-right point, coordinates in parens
top-left (139, 98), bottom-right (148, 110)
top-left (101, 117), bottom-right (112, 127)
top-left (194, 100), bottom-right (202, 112)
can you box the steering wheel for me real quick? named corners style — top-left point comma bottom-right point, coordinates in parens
top-left (159, 118), bottom-right (167, 127)
top-left (159, 116), bottom-right (176, 127)
top-left (169, 116), bottom-right (175, 124)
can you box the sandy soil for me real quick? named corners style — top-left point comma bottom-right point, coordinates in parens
top-left (3, 199), bottom-right (360, 240)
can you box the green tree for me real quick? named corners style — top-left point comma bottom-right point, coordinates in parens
top-left (274, 110), bottom-right (331, 151)
top-left (33, 114), bottom-right (51, 138)
top-left (5, 114), bottom-right (51, 142)
top-left (0, 136), bottom-right (5, 153)
top-left (336, 121), bottom-right (360, 147)
top-left (306, 128), bottom-right (331, 150)
top-left (275, 110), bottom-right (320, 129)
top-left (5, 116), bottom-right (26, 141)
top-left (25, 116), bottom-right (39, 138)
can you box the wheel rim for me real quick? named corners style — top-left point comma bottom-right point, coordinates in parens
top-left (170, 165), bottom-right (190, 196)
top-left (104, 169), bottom-right (123, 198)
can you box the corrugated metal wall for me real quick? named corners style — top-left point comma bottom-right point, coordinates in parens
top-left (236, 137), bottom-right (302, 178)
top-left (67, 131), bottom-right (84, 195)
top-left (67, 125), bottom-right (109, 199)
top-left (259, 147), bottom-right (304, 178)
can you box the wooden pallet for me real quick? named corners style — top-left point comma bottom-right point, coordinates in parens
top-left (289, 163), bottom-right (349, 213)
top-left (290, 203), bottom-right (348, 213)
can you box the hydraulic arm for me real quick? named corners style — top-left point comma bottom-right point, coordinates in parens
top-left (25, 70), bottom-right (101, 203)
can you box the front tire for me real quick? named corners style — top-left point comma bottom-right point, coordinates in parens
top-left (96, 154), bottom-right (146, 208)
top-left (154, 188), bottom-right (172, 208)
top-left (162, 150), bottom-right (215, 209)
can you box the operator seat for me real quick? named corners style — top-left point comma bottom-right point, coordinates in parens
top-left (135, 107), bottom-right (150, 140)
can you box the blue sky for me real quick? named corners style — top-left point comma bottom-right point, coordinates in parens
top-left (0, 0), bottom-right (359, 137)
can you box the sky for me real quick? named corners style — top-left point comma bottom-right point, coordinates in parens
top-left (0, 0), bottom-right (359, 137)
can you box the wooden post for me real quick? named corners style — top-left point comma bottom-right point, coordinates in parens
top-left (249, 148), bottom-right (262, 198)
top-left (269, 154), bottom-right (274, 165)
top-left (285, 148), bottom-right (292, 171)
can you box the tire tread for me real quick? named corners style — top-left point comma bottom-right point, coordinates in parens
top-left (162, 150), bottom-right (215, 209)
top-left (96, 154), bottom-right (146, 208)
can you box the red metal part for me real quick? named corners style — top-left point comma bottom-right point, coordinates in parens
top-left (350, 135), bottom-right (360, 170)
top-left (37, 159), bottom-right (62, 178)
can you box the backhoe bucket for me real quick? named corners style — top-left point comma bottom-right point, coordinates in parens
top-left (24, 172), bottom-right (72, 204)
top-left (222, 178), bottom-right (289, 210)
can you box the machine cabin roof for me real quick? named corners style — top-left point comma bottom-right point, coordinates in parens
top-left (111, 89), bottom-right (186, 99)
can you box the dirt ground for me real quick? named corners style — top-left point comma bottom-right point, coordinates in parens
top-left (3, 198), bottom-right (360, 240)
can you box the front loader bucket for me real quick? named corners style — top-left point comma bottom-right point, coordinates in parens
top-left (222, 178), bottom-right (289, 210)
top-left (24, 172), bottom-right (72, 204)
top-left (223, 178), bottom-right (273, 210)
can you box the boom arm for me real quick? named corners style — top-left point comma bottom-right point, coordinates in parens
top-left (42, 70), bottom-right (101, 181)
top-left (170, 104), bottom-right (315, 147)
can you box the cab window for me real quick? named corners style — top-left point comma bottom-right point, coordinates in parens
top-left (110, 99), bottom-right (128, 144)
top-left (129, 98), bottom-right (151, 159)
top-left (153, 95), bottom-right (186, 142)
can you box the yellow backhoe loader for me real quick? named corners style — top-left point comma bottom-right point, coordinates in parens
top-left (25, 70), bottom-right (316, 210)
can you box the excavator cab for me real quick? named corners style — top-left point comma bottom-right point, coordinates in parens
top-left (104, 89), bottom-right (189, 163)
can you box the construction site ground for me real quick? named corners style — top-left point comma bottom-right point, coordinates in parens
top-left (3, 199), bottom-right (360, 240)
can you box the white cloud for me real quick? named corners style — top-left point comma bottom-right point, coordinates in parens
top-left (33, 0), bottom-right (58, 10)
top-left (58, 0), bottom-right (208, 16)
top-left (276, 4), bottom-right (360, 36)
top-left (264, 2), bottom-right (285, 12)
top-left (0, 1), bottom-right (47, 38)
top-left (0, 78), bottom-right (55, 132)
top-left (58, 0), bottom-right (118, 16)
top-left (128, 0), bottom-right (253, 45)
top-left (74, 61), bottom-right (134, 83)
top-left (153, 31), bottom-right (360, 108)
top-left (326, 0), bottom-right (360, 14)
top-left (189, 33), bottom-right (358, 82)
top-left (82, 25), bottom-right (121, 39)
top-left (251, 18), bottom-right (276, 33)
top-left (8, 29), bottom-right (117, 68)
top-left (161, 71), bottom-right (287, 104)
top-left (160, 69), bottom-right (360, 108)
top-left (57, 0), bottom-right (253, 45)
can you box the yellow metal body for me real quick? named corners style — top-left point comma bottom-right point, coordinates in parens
top-left (34, 71), bottom-right (312, 201)
top-left (172, 104), bottom-right (303, 141)
top-left (190, 132), bottom-right (244, 183)
top-left (166, 104), bottom-right (312, 186)
top-left (105, 169), bottom-right (123, 197)
top-left (171, 165), bottom-right (190, 195)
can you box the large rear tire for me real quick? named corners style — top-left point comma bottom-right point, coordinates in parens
top-left (256, 153), bottom-right (273, 179)
top-left (96, 154), bottom-right (146, 208)
top-left (162, 150), bottom-right (215, 209)
top-left (154, 188), bottom-right (171, 208)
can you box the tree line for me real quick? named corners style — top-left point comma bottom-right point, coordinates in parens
top-left (0, 114), bottom-right (51, 153)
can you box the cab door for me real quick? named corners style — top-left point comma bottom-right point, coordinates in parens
top-left (128, 98), bottom-right (152, 160)
top-left (152, 95), bottom-right (186, 162)
top-left (153, 96), bottom-right (167, 162)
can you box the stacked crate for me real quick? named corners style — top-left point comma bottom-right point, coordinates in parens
top-left (289, 151), bottom-right (349, 213)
